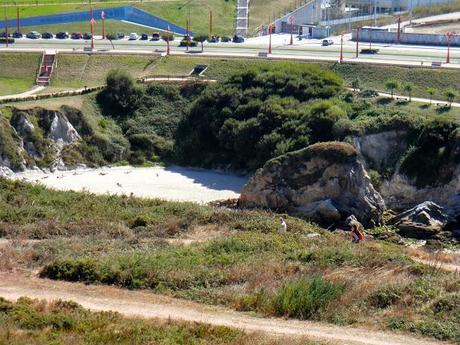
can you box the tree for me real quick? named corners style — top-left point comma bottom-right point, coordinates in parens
top-left (193, 33), bottom-right (209, 52)
top-left (445, 88), bottom-right (458, 106)
top-left (161, 32), bottom-right (175, 42)
top-left (402, 82), bottom-right (415, 102)
top-left (426, 87), bottom-right (437, 105)
top-left (351, 78), bottom-right (360, 92)
top-left (385, 79), bottom-right (399, 98)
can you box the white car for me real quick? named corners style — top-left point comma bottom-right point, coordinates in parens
top-left (129, 33), bottom-right (139, 40)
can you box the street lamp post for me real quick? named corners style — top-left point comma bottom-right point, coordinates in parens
top-left (355, 27), bottom-right (360, 57)
top-left (446, 32), bottom-right (453, 64)
top-left (209, 9), bottom-right (212, 37)
top-left (4, 9), bottom-right (8, 48)
top-left (268, 23), bottom-right (273, 54)
top-left (166, 25), bottom-right (170, 55)
top-left (90, 7), bottom-right (95, 50)
top-left (397, 16), bottom-right (401, 44)
top-left (340, 32), bottom-right (344, 63)
top-left (186, 19), bottom-right (190, 51)
top-left (289, 15), bottom-right (295, 45)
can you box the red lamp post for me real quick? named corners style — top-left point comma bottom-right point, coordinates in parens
top-left (340, 32), bottom-right (344, 63)
top-left (90, 7), bottom-right (95, 50)
top-left (268, 23), bottom-right (274, 54)
top-left (355, 27), bottom-right (360, 58)
top-left (4, 14), bottom-right (8, 48)
top-left (166, 25), bottom-right (171, 55)
top-left (289, 15), bottom-right (295, 45)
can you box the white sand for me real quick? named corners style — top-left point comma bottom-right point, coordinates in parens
top-left (12, 166), bottom-right (248, 203)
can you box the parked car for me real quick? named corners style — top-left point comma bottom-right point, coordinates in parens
top-left (26, 31), bottom-right (41, 39)
top-left (12, 31), bottom-right (23, 38)
top-left (82, 32), bottom-right (92, 40)
top-left (129, 32), bottom-right (139, 40)
top-left (42, 32), bottom-right (53, 39)
top-left (116, 32), bottom-right (125, 39)
top-left (56, 32), bottom-right (69, 39)
top-left (71, 32), bottom-right (82, 39)
top-left (151, 32), bottom-right (160, 41)
top-left (232, 35), bottom-right (244, 43)
top-left (322, 39), bottom-right (334, 46)
top-left (208, 35), bottom-right (220, 43)
top-left (221, 36), bottom-right (232, 42)
top-left (0, 32), bottom-right (11, 38)
top-left (140, 33), bottom-right (148, 40)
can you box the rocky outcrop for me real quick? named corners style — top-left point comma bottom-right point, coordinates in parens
top-left (352, 130), bottom-right (408, 171)
top-left (388, 201), bottom-right (451, 239)
top-left (239, 142), bottom-right (385, 227)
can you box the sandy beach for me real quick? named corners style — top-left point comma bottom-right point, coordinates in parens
top-left (11, 166), bottom-right (248, 203)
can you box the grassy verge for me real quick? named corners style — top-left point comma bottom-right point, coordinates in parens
top-left (0, 178), bottom-right (459, 343)
top-left (0, 298), bottom-right (319, 345)
top-left (0, 53), bottom-right (41, 96)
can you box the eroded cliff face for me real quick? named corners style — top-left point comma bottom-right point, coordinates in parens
top-left (239, 142), bottom-right (386, 227)
top-left (351, 130), bottom-right (460, 216)
top-left (0, 107), bottom-right (81, 174)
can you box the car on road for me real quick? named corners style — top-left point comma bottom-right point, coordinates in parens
top-left (151, 32), bottom-right (160, 41)
top-left (322, 39), bottom-right (334, 46)
top-left (129, 33), bottom-right (139, 40)
top-left (26, 31), bottom-right (41, 39)
top-left (42, 32), bottom-right (53, 39)
top-left (140, 33), bottom-right (148, 40)
top-left (221, 36), bottom-right (232, 42)
top-left (116, 32), bottom-right (125, 39)
top-left (71, 32), bottom-right (82, 39)
top-left (56, 32), bottom-right (69, 39)
top-left (83, 33), bottom-right (92, 40)
top-left (12, 31), bottom-right (23, 38)
top-left (208, 35), bottom-right (220, 43)
top-left (0, 32), bottom-right (11, 38)
top-left (232, 35), bottom-right (244, 43)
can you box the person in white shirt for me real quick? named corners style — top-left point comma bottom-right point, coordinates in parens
top-left (278, 217), bottom-right (287, 234)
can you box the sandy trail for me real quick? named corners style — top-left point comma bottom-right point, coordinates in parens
top-left (10, 165), bottom-right (247, 203)
top-left (0, 272), bottom-right (451, 345)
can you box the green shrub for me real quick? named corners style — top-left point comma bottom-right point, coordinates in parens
top-left (368, 285), bottom-right (402, 308)
top-left (40, 259), bottom-right (100, 283)
top-left (272, 276), bottom-right (346, 320)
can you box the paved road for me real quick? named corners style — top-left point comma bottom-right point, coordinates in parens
top-left (2, 34), bottom-right (460, 68)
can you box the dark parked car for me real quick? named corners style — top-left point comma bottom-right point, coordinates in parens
top-left (140, 33), bottom-right (148, 40)
top-left (26, 31), bottom-right (41, 39)
top-left (221, 36), bottom-right (232, 42)
top-left (71, 32), bottom-right (82, 39)
top-left (42, 32), bottom-right (53, 39)
top-left (208, 35), bottom-right (220, 43)
top-left (151, 32), bottom-right (160, 41)
top-left (0, 32), bottom-right (11, 38)
top-left (116, 32), bottom-right (125, 39)
top-left (12, 31), bottom-right (23, 38)
top-left (232, 35), bottom-right (244, 43)
top-left (83, 32), bottom-right (92, 40)
top-left (56, 32), bottom-right (69, 39)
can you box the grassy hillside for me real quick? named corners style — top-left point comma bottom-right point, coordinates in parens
top-left (0, 298), bottom-right (317, 345)
top-left (0, 178), bottom-right (459, 343)
top-left (4, 0), bottom-right (235, 36)
top-left (0, 52), bottom-right (41, 96)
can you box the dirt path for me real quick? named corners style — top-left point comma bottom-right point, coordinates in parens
top-left (0, 272), bottom-right (452, 345)
top-left (412, 257), bottom-right (460, 273)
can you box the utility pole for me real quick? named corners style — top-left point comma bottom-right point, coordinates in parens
top-left (268, 23), bottom-right (273, 54)
top-left (186, 18), bottom-right (189, 51)
top-left (355, 27), bottom-right (360, 57)
top-left (4, 8), bottom-right (8, 48)
top-left (446, 32), bottom-right (452, 64)
top-left (101, 10), bottom-right (106, 39)
top-left (166, 25), bottom-right (170, 55)
top-left (340, 32), bottom-right (344, 63)
top-left (90, 7), bottom-right (95, 50)
top-left (289, 16), bottom-right (295, 45)
top-left (209, 9), bottom-right (212, 37)
top-left (16, 7), bottom-right (19, 33)
top-left (397, 16), bottom-right (401, 44)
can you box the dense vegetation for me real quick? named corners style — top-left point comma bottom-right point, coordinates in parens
top-left (0, 298), bottom-right (316, 345)
top-left (0, 179), bottom-right (459, 343)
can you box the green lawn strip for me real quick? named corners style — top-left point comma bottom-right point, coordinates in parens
top-left (0, 77), bottom-right (34, 96)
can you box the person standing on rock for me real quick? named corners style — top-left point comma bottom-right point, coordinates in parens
top-left (278, 217), bottom-right (287, 234)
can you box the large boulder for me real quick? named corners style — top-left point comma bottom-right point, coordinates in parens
top-left (388, 201), bottom-right (451, 239)
top-left (239, 142), bottom-right (385, 227)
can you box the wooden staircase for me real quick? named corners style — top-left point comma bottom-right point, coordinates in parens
top-left (36, 52), bottom-right (56, 86)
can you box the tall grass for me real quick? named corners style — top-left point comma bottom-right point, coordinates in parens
top-left (273, 277), bottom-right (346, 320)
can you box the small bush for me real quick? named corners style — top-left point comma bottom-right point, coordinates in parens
top-left (272, 276), bottom-right (346, 320)
top-left (368, 285), bottom-right (402, 308)
top-left (40, 259), bottom-right (100, 283)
